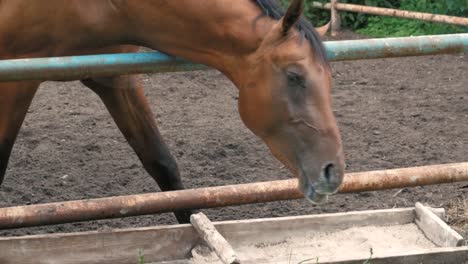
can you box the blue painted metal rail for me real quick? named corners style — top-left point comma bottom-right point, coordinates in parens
top-left (0, 34), bottom-right (466, 82)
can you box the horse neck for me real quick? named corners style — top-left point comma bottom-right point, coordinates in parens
top-left (119, 0), bottom-right (274, 86)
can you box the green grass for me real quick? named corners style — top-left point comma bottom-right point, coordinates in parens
top-left (357, 16), bottom-right (467, 37)
top-left (353, 1), bottom-right (467, 37)
top-left (280, 0), bottom-right (468, 37)
top-left (137, 249), bottom-right (144, 264)
top-left (363, 248), bottom-right (374, 264)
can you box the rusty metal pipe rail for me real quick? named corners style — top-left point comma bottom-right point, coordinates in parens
top-left (0, 162), bottom-right (467, 229)
top-left (312, 2), bottom-right (468, 26)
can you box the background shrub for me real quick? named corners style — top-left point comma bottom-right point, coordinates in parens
top-left (279, 0), bottom-right (468, 37)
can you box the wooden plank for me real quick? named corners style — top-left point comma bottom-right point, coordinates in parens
top-left (431, 207), bottom-right (445, 219)
top-left (311, 2), bottom-right (468, 26)
top-left (415, 202), bottom-right (464, 247)
top-left (214, 208), bottom-right (434, 242)
top-left (156, 261), bottom-right (191, 264)
top-left (328, 247), bottom-right (468, 264)
top-left (242, 247), bottom-right (468, 264)
top-left (191, 213), bottom-right (240, 264)
top-left (331, 0), bottom-right (341, 36)
top-left (0, 225), bottom-right (198, 264)
top-left (0, 207), bottom-right (449, 264)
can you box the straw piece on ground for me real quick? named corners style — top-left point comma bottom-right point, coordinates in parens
top-left (190, 212), bottom-right (240, 264)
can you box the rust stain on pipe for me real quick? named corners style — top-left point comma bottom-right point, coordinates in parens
top-left (0, 162), bottom-right (467, 229)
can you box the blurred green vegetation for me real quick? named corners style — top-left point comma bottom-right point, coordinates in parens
top-left (279, 0), bottom-right (468, 37)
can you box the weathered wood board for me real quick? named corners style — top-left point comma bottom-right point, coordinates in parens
top-left (0, 206), bottom-right (465, 264)
top-left (415, 202), bottom-right (464, 247)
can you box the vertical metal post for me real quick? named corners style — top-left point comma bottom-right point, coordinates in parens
top-left (331, 0), bottom-right (341, 36)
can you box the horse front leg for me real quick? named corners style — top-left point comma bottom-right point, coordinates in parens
top-left (0, 82), bottom-right (40, 185)
top-left (81, 75), bottom-right (195, 223)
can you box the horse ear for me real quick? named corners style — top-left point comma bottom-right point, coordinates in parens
top-left (315, 21), bottom-right (330, 37)
top-left (281, 0), bottom-right (304, 35)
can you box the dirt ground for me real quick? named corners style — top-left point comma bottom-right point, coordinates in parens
top-left (0, 32), bottom-right (466, 237)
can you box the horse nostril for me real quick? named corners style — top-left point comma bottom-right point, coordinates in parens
top-left (323, 163), bottom-right (336, 183)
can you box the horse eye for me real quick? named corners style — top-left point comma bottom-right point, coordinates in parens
top-left (286, 71), bottom-right (306, 89)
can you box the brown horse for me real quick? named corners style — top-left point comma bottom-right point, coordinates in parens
top-left (0, 0), bottom-right (344, 223)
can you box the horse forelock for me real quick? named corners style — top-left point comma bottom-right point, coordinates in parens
top-left (253, 0), bottom-right (329, 68)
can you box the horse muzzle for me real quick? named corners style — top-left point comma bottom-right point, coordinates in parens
top-left (300, 160), bottom-right (344, 204)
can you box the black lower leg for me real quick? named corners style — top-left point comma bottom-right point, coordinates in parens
top-left (83, 76), bottom-right (197, 223)
top-left (141, 145), bottom-right (198, 223)
top-left (0, 82), bottom-right (39, 187)
top-left (0, 141), bottom-right (14, 186)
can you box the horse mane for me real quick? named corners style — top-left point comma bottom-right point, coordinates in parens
top-left (253, 0), bottom-right (329, 67)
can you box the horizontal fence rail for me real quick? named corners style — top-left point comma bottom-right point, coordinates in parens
top-left (0, 34), bottom-right (466, 82)
top-left (325, 33), bottom-right (467, 61)
top-left (0, 162), bottom-right (467, 229)
top-left (312, 1), bottom-right (468, 26)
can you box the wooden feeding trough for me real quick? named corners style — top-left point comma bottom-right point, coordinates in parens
top-left (0, 203), bottom-right (466, 264)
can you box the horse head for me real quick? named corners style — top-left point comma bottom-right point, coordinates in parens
top-left (236, 0), bottom-right (344, 203)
